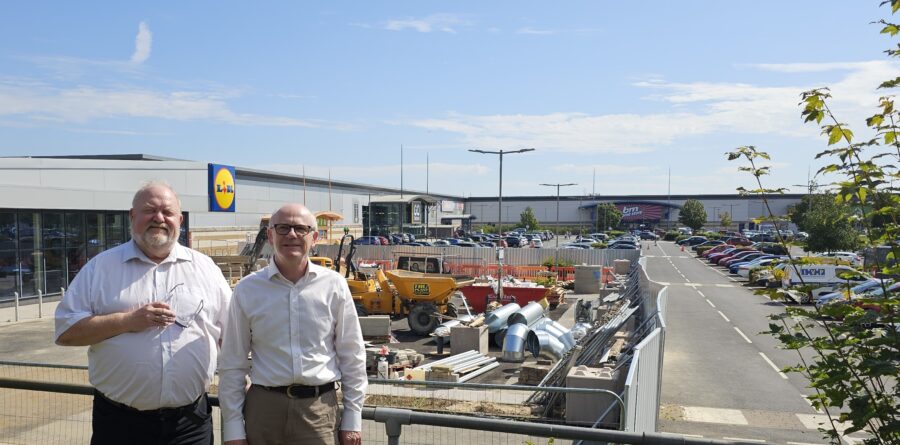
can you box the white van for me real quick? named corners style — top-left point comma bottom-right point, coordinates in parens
top-left (781, 264), bottom-right (869, 303)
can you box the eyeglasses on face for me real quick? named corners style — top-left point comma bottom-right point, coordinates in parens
top-left (272, 224), bottom-right (313, 236)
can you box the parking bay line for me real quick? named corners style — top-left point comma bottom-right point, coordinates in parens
top-left (734, 327), bottom-right (752, 343)
top-left (718, 311), bottom-right (730, 322)
top-left (759, 352), bottom-right (789, 379)
top-left (706, 299), bottom-right (716, 308)
top-left (723, 438), bottom-right (766, 444)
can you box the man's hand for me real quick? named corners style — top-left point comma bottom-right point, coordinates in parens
top-left (223, 441), bottom-right (248, 445)
top-left (128, 302), bottom-right (176, 331)
top-left (340, 430), bottom-right (361, 445)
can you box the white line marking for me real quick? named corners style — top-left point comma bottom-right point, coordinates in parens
top-left (734, 327), bottom-right (752, 343)
top-left (802, 395), bottom-right (824, 414)
top-left (718, 311), bottom-right (730, 322)
top-left (759, 352), bottom-right (789, 379)
top-left (696, 290), bottom-right (705, 298)
top-left (723, 438), bottom-right (766, 443)
top-left (682, 434), bottom-right (704, 439)
top-left (715, 284), bottom-right (735, 288)
top-left (706, 299), bottom-right (716, 308)
top-left (682, 406), bottom-right (748, 425)
top-left (684, 278), bottom-right (692, 283)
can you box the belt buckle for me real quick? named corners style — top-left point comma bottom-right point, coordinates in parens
top-left (285, 385), bottom-right (297, 399)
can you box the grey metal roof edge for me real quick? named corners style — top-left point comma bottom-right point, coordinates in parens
top-left (466, 193), bottom-right (807, 202)
top-left (16, 154), bottom-right (190, 161)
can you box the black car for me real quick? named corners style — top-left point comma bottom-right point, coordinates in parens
top-left (756, 243), bottom-right (788, 255)
top-left (639, 231), bottom-right (659, 240)
top-left (505, 236), bottom-right (523, 248)
top-left (676, 236), bottom-right (708, 246)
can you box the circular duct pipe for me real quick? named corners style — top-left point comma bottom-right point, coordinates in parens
top-left (485, 303), bottom-right (521, 333)
top-left (541, 320), bottom-right (576, 350)
top-left (507, 301), bottom-right (546, 327)
top-left (501, 323), bottom-right (531, 362)
top-left (526, 330), bottom-right (566, 361)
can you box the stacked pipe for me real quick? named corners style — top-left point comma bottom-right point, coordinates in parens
top-left (526, 266), bottom-right (643, 414)
top-left (501, 302), bottom-right (580, 363)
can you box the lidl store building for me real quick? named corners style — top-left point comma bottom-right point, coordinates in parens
top-left (0, 154), bottom-right (802, 302)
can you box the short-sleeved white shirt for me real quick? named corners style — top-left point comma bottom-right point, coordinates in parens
top-left (55, 240), bottom-right (231, 410)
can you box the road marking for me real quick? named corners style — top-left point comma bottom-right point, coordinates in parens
top-left (734, 327), bottom-right (752, 343)
top-left (682, 434), bottom-right (704, 439)
top-left (802, 395), bottom-right (824, 414)
top-left (787, 442), bottom-right (826, 445)
top-left (759, 352), bottom-right (789, 379)
top-left (682, 406), bottom-right (748, 425)
top-left (706, 299), bottom-right (716, 308)
top-left (696, 290), bottom-right (705, 298)
top-left (723, 438), bottom-right (766, 443)
top-left (715, 283), bottom-right (733, 287)
top-left (718, 311), bottom-right (730, 322)
top-left (796, 413), bottom-right (852, 432)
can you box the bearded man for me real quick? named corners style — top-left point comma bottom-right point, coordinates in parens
top-left (55, 182), bottom-right (231, 445)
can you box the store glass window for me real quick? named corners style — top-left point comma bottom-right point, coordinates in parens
top-left (17, 212), bottom-right (39, 251)
top-left (86, 212), bottom-right (104, 249)
top-left (43, 249), bottom-right (65, 293)
top-left (0, 250), bottom-right (15, 301)
top-left (105, 213), bottom-right (125, 247)
top-left (43, 212), bottom-right (65, 250)
top-left (0, 212), bottom-right (14, 251)
top-left (65, 212), bottom-right (85, 249)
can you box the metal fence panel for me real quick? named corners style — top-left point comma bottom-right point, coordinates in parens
top-left (317, 245), bottom-right (640, 267)
top-left (622, 327), bottom-right (662, 433)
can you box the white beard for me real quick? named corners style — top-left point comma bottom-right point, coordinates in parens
top-left (133, 227), bottom-right (177, 251)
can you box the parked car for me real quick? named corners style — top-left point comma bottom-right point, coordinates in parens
top-left (755, 243), bottom-right (789, 255)
top-left (589, 233), bottom-right (609, 241)
top-left (735, 257), bottom-right (781, 278)
top-left (814, 278), bottom-right (888, 309)
top-left (677, 236), bottom-right (709, 246)
top-left (505, 236), bottom-right (524, 248)
top-left (781, 264), bottom-right (870, 303)
top-left (353, 236), bottom-right (382, 245)
top-left (815, 251), bottom-right (863, 267)
top-left (693, 240), bottom-right (725, 251)
top-left (639, 231), bottom-right (659, 240)
top-left (723, 237), bottom-right (753, 246)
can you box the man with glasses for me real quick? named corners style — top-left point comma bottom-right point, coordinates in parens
top-left (220, 203), bottom-right (366, 445)
top-left (55, 182), bottom-right (232, 445)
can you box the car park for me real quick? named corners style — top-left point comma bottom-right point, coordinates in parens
top-left (692, 240), bottom-right (724, 251)
top-left (354, 236), bottom-right (382, 245)
top-left (736, 257), bottom-right (781, 278)
top-left (722, 251), bottom-right (765, 268)
top-left (639, 231), bottom-right (659, 240)
top-left (815, 251), bottom-right (863, 267)
top-left (676, 236), bottom-right (708, 246)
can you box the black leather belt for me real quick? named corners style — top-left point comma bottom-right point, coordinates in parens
top-left (94, 389), bottom-right (204, 418)
top-left (253, 382), bottom-right (336, 399)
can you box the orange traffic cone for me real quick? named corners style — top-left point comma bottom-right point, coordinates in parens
top-left (680, 245), bottom-right (685, 252)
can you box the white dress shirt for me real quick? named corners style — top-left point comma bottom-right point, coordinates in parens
top-left (219, 260), bottom-right (367, 442)
top-left (54, 240), bottom-right (231, 410)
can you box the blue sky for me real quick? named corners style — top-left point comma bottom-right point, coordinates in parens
top-left (1, 2), bottom-right (897, 197)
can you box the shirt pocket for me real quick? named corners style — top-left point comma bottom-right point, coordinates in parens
top-left (171, 285), bottom-right (206, 328)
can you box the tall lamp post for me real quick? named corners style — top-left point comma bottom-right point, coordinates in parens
top-left (469, 148), bottom-right (535, 303)
top-left (541, 183), bottom-right (576, 271)
top-left (540, 183), bottom-right (577, 247)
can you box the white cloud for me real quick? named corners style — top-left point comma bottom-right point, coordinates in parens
top-left (131, 22), bottom-right (152, 64)
top-left (0, 81), bottom-right (327, 128)
top-left (749, 61), bottom-right (878, 73)
top-left (383, 14), bottom-right (469, 33)
top-left (408, 60), bottom-right (897, 155)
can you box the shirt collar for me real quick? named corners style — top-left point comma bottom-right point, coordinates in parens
top-left (122, 239), bottom-right (192, 264)
top-left (266, 257), bottom-right (321, 282)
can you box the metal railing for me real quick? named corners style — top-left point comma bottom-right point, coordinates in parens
top-left (0, 378), bottom-right (764, 445)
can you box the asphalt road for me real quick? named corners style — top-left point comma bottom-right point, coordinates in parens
top-left (647, 240), bottom-right (862, 445)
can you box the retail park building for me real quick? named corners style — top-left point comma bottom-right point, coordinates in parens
top-left (0, 154), bottom-right (802, 301)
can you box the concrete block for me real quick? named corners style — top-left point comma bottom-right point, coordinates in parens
top-left (450, 325), bottom-right (488, 355)
top-left (613, 259), bottom-right (631, 275)
top-left (566, 365), bottom-right (621, 426)
top-left (574, 265), bottom-right (604, 294)
top-left (358, 315), bottom-right (391, 337)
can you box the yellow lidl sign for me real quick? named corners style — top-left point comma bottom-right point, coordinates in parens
top-left (208, 164), bottom-right (236, 212)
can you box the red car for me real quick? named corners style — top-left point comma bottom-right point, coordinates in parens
top-left (716, 249), bottom-right (759, 266)
top-left (702, 244), bottom-right (731, 258)
top-left (724, 237), bottom-right (753, 246)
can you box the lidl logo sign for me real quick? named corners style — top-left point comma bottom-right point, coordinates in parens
top-left (208, 164), bottom-right (236, 212)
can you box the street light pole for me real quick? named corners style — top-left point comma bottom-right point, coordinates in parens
top-left (541, 183), bottom-right (576, 271)
top-left (469, 148), bottom-right (535, 303)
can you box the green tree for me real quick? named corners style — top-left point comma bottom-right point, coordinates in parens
top-left (788, 193), bottom-right (831, 230)
top-left (800, 195), bottom-right (861, 253)
top-left (678, 199), bottom-right (707, 231)
top-left (726, 4), bottom-right (899, 442)
top-left (595, 203), bottom-right (622, 231)
top-left (519, 207), bottom-right (540, 230)
top-left (719, 211), bottom-right (732, 230)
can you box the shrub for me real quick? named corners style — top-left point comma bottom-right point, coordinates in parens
top-left (664, 231), bottom-right (680, 241)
